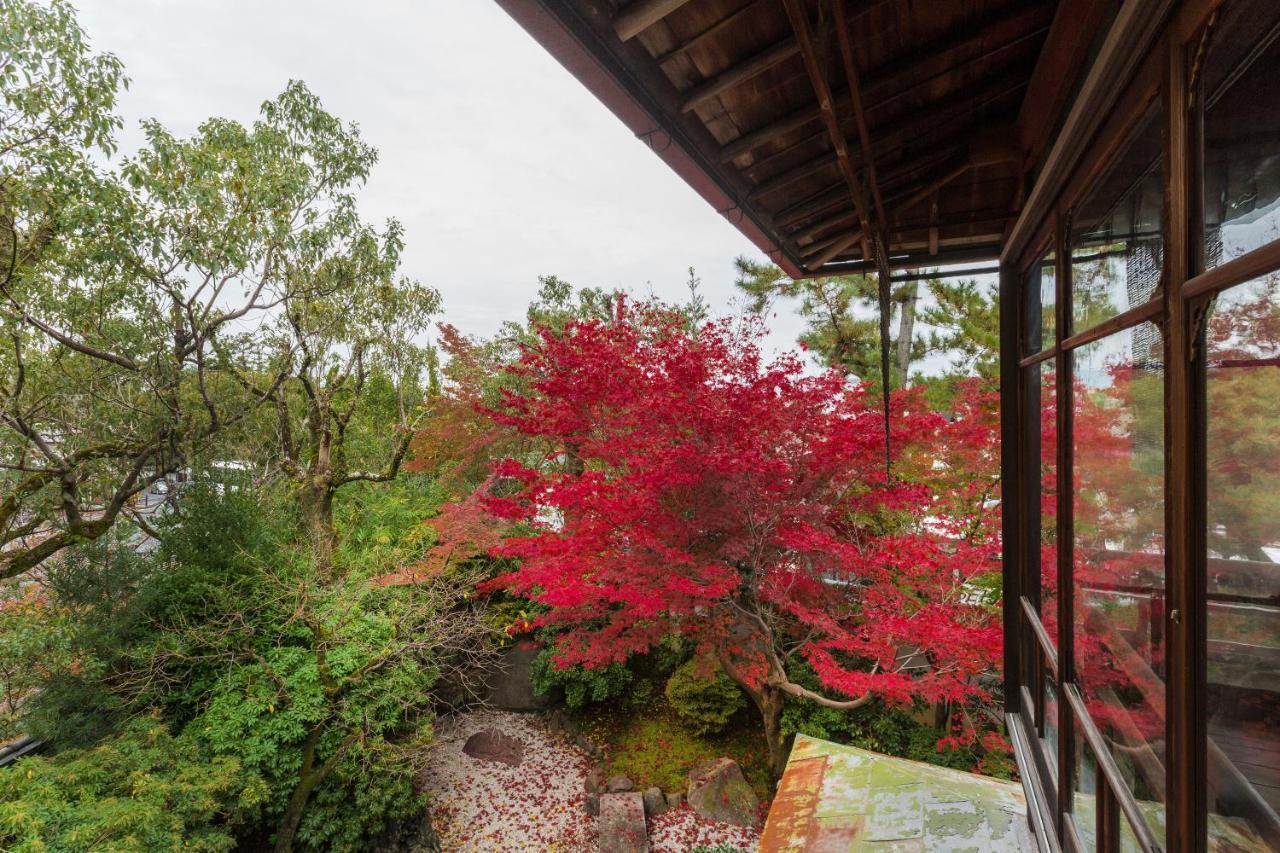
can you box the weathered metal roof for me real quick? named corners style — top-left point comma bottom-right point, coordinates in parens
top-left (759, 734), bottom-right (1035, 851)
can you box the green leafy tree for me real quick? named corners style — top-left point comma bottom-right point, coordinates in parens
top-left (734, 256), bottom-right (1001, 389)
top-left (0, 0), bottom-right (422, 578)
top-left (21, 485), bottom-right (493, 853)
top-left (734, 255), bottom-right (924, 385)
top-left (245, 215), bottom-right (441, 565)
top-left (0, 719), bottom-right (266, 853)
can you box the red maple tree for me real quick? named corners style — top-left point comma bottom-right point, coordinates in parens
top-left (475, 301), bottom-right (1003, 776)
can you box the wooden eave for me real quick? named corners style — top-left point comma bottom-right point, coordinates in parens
top-left (494, 0), bottom-right (1110, 277)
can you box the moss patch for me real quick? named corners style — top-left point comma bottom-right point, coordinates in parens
top-left (574, 699), bottom-right (772, 803)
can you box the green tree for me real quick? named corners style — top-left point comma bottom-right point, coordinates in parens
top-left (734, 255), bottom-right (924, 385)
top-left (734, 256), bottom-right (1001, 389)
top-left (23, 485), bottom-right (493, 853)
top-left (0, 719), bottom-right (266, 853)
top-left (0, 0), bottom-right (420, 578)
top-left (252, 260), bottom-right (441, 566)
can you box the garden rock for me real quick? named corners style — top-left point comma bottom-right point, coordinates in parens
top-left (607, 774), bottom-right (635, 793)
top-left (585, 765), bottom-right (605, 793)
top-left (687, 758), bottom-right (759, 828)
top-left (665, 791), bottom-right (683, 810)
top-left (575, 732), bottom-right (602, 758)
top-left (461, 728), bottom-right (524, 766)
top-left (584, 793), bottom-right (600, 816)
top-left (599, 792), bottom-right (650, 853)
top-left (642, 786), bottom-right (666, 816)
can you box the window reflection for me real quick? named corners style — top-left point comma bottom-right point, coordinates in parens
top-left (1040, 359), bottom-right (1058, 641)
top-left (1073, 734), bottom-right (1100, 852)
top-left (1072, 322), bottom-right (1166, 845)
top-left (1043, 672), bottom-right (1059, 784)
top-left (1027, 252), bottom-right (1057, 354)
top-left (1201, 0), bottom-right (1280, 270)
top-left (1204, 273), bottom-right (1280, 851)
top-left (1071, 105), bottom-right (1163, 334)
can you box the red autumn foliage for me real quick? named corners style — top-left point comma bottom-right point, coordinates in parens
top-left (470, 300), bottom-right (1002, 776)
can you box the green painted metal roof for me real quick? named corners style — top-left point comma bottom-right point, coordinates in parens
top-left (760, 735), bottom-right (1036, 851)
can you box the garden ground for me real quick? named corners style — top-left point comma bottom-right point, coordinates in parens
top-left (423, 709), bottom-right (762, 851)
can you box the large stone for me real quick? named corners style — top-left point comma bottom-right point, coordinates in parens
top-left (607, 774), bottom-right (634, 793)
top-left (665, 791), bottom-right (683, 811)
top-left (483, 644), bottom-right (553, 711)
top-left (687, 758), bottom-right (760, 828)
top-left (585, 765), bottom-right (605, 794)
top-left (461, 729), bottom-right (524, 766)
top-left (584, 793), bottom-right (600, 816)
top-left (599, 792), bottom-right (650, 853)
top-left (642, 786), bottom-right (667, 817)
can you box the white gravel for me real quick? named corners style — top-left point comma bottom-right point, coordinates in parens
top-left (422, 709), bottom-right (760, 852)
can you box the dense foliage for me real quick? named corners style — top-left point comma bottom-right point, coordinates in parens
top-left (0, 720), bottom-right (263, 852)
top-left (474, 300), bottom-right (1002, 776)
top-left (665, 658), bottom-right (746, 736)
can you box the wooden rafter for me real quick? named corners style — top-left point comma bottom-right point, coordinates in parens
top-left (613, 0), bottom-right (697, 42)
top-left (780, 0), bottom-right (882, 270)
top-left (782, 0), bottom-right (895, 477)
top-left (652, 0), bottom-right (766, 64)
top-left (680, 37), bottom-right (801, 113)
top-left (720, 2), bottom-right (1051, 162)
top-left (747, 89), bottom-right (1017, 202)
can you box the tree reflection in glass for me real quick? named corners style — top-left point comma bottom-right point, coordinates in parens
top-left (1071, 322), bottom-right (1166, 844)
top-left (1204, 273), bottom-right (1280, 850)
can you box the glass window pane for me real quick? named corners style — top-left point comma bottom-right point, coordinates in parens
top-left (1043, 672), bottom-right (1060, 785)
top-left (1026, 252), bottom-right (1057, 354)
top-left (1071, 106), bottom-right (1163, 334)
top-left (1073, 734), bottom-right (1100, 852)
top-left (1202, 0), bottom-right (1280, 269)
top-left (1204, 272), bottom-right (1280, 851)
top-left (1072, 322), bottom-right (1166, 846)
top-left (1040, 359), bottom-right (1059, 641)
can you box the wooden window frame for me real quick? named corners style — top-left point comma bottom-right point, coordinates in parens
top-left (1002, 1), bottom-right (1280, 851)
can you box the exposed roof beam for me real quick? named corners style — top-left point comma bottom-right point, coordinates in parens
top-left (794, 135), bottom-right (1020, 252)
top-left (748, 96), bottom-right (1011, 202)
top-left (721, 2), bottom-right (1052, 162)
top-left (653, 0), bottom-right (766, 64)
top-left (614, 0), bottom-right (696, 42)
top-left (802, 207), bottom-right (1013, 265)
top-left (680, 0), bottom-right (901, 112)
top-left (803, 159), bottom-right (973, 267)
top-left (680, 38), bottom-right (801, 113)
top-left (781, 0), bottom-right (882, 265)
top-left (777, 143), bottom-right (968, 229)
top-left (833, 0), bottom-right (888, 244)
top-left (1016, 0), bottom-right (1116, 169)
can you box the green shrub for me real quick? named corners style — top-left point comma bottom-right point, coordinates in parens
top-left (0, 720), bottom-right (266, 852)
top-left (531, 647), bottom-right (638, 708)
top-left (12, 485), bottom-right (478, 852)
top-left (664, 657), bottom-right (745, 736)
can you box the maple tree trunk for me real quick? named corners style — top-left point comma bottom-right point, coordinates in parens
top-left (747, 683), bottom-right (789, 781)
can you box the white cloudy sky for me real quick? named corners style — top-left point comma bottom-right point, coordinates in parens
top-left (75, 0), bottom-right (811, 356)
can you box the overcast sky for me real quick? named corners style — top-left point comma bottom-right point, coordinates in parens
top-left (75, 0), bottom-right (811, 356)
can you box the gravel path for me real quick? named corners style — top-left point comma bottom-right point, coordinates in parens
top-left (422, 709), bottom-right (760, 852)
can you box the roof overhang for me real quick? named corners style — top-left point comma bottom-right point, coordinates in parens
top-left (494, 0), bottom-right (1112, 278)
